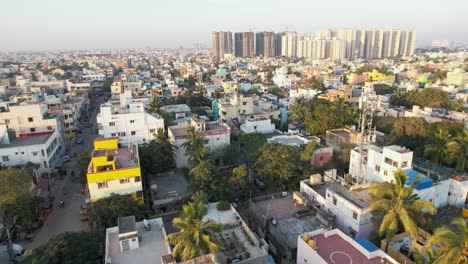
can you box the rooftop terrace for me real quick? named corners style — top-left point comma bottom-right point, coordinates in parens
top-left (105, 218), bottom-right (171, 264)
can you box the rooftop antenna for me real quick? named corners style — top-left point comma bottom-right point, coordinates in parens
top-left (356, 83), bottom-right (377, 185)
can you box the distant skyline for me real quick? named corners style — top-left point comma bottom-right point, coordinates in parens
top-left (1, 0), bottom-right (467, 51)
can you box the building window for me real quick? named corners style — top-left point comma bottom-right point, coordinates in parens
top-left (32, 152), bottom-right (38, 156)
top-left (150, 129), bottom-right (155, 133)
top-left (2, 156), bottom-right (9, 162)
top-left (243, 102), bottom-right (247, 105)
top-left (119, 132), bottom-right (126, 137)
top-left (30, 128), bottom-right (36, 133)
top-left (333, 197), bottom-right (337, 205)
top-left (97, 181), bottom-right (108, 189)
top-left (353, 211), bottom-right (358, 220)
top-left (375, 165), bottom-right (380, 172)
top-left (136, 191), bottom-right (143, 198)
top-left (109, 122), bottom-right (115, 126)
top-left (21, 152), bottom-right (24, 154)
top-left (41, 150), bottom-right (45, 156)
top-left (401, 161), bottom-right (408, 167)
top-left (120, 178), bottom-right (130, 184)
top-left (47, 126), bottom-right (53, 130)
top-left (384, 170), bottom-right (388, 176)
top-left (111, 133), bottom-right (116, 137)
top-left (131, 131), bottom-right (136, 135)
top-left (28, 117), bottom-right (34, 122)
top-left (134, 176), bottom-right (141, 182)
top-left (203, 139), bottom-right (209, 145)
top-left (130, 120), bottom-right (135, 123)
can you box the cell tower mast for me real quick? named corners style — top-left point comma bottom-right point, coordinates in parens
top-left (356, 82), bottom-right (378, 185)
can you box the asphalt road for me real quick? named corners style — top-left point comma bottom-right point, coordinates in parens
top-left (23, 94), bottom-right (104, 250)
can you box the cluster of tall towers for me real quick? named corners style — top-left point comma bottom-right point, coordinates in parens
top-left (212, 29), bottom-right (415, 60)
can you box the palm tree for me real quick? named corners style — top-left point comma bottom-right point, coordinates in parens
top-left (425, 128), bottom-right (451, 164)
top-left (167, 201), bottom-right (221, 261)
top-left (427, 218), bottom-right (467, 264)
top-left (147, 96), bottom-right (162, 114)
top-left (446, 130), bottom-right (468, 172)
top-left (369, 169), bottom-right (437, 251)
top-left (181, 125), bottom-right (204, 165)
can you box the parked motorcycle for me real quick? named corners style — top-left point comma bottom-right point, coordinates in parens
top-left (60, 200), bottom-right (64, 208)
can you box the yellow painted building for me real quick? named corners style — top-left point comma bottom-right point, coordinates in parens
top-left (86, 137), bottom-right (143, 203)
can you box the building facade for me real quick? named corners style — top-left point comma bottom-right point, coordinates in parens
top-left (234, 32), bottom-right (254, 58)
top-left (212, 31), bottom-right (233, 59)
top-left (86, 137), bottom-right (143, 202)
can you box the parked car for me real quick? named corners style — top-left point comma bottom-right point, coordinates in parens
top-left (63, 155), bottom-right (71, 162)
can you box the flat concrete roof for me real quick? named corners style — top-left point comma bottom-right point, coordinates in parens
top-left (276, 216), bottom-right (323, 249)
top-left (106, 218), bottom-right (170, 264)
top-left (253, 194), bottom-right (309, 221)
top-left (0, 133), bottom-right (52, 149)
top-left (150, 169), bottom-right (189, 202)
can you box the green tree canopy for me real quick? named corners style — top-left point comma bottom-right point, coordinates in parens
top-left (446, 130), bottom-right (468, 172)
top-left (89, 194), bottom-right (147, 229)
top-left (254, 143), bottom-right (311, 188)
top-left (427, 218), bottom-right (467, 264)
top-left (369, 169), bottom-right (436, 249)
top-left (22, 231), bottom-right (101, 264)
top-left (139, 129), bottom-right (176, 175)
top-left (167, 201), bottom-right (221, 261)
top-left (239, 133), bottom-right (267, 162)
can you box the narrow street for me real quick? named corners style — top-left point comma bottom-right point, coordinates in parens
top-left (23, 93), bottom-right (104, 250)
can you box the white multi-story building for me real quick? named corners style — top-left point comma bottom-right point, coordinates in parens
top-left (97, 93), bottom-right (164, 146)
top-left (0, 124), bottom-right (61, 172)
top-left (349, 143), bottom-right (466, 209)
top-left (349, 144), bottom-right (413, 183)
top-left (83, 73), bottom-right (106, 82)
top-left (289, 88), bottom-right (321, 101)
top-left (300, 172), bottom-right (374, 238)
top-left (168, 117), bottom-right (230, 168)
top-left (0, 102), bottom-right (65, 149)
top-left (240, 115), bottom-right (275, 134)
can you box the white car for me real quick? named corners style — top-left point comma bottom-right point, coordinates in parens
top-left (63, 155), bottom-right (72, 162)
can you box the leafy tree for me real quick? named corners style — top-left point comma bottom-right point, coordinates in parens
top-left (446, 130), bottom-right (468, 172)
top-left (424, 128), bottom-right (451, 164)
top-left (254, 143), bottom-right (311, 188)
top-left (300, 141), bottom-right (317, 162)
top-left (369, 169), bottom-right (436, 251)
top-left (139, 129), bottom-right (176, 175)
top-left (168, 201), bottom-right (221, 261)
top-left (239, 133), bottom-right (267, 162)
top-left (289, 98), bottom-right (309, 122)
top-left (335, 143), bottom-right (356, 171)
top-left (387, 117), bottom-right (428, 156)
top-left (373, 84), bottom-right (395, 95)
top-left (230, 165), bottom-right (249, 196)
top-left (391, 89), bottom-right (451, 109)
top-left (427, 218), bottom-right (467, 264)
top-left (190, 191), bottom-right (208, 205)
top-left (268, 86), bottom-right (283, 98)
top-left (159, 110), bottom-right (174, 128)
top-left (0, 168), bottom-right (33, 260)
top-left (355, 64), bottom-right (374, 74)
top-left (21, 231), bottom-right (101, 264)
top-left (76, 149), bottom-right (92, 186)
top-left (89, 194), bottom-right (147, 229)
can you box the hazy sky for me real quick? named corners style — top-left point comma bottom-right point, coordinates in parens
top-left (1, 0), bottom-right (467, 51)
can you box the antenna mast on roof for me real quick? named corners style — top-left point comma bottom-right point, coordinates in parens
top-left (356, 83), bottom-right (378, 185)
